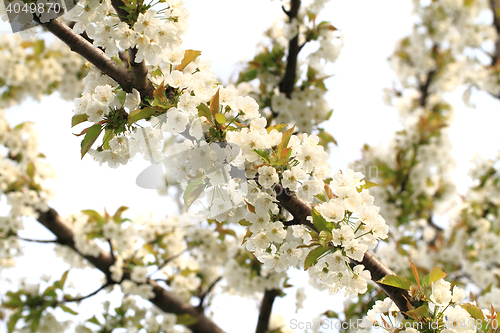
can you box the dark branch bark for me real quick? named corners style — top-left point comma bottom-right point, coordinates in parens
top-left (490, 0), bottom-right (500, 65)
top-left (37, 18), bottom-right (134, 93)
top-left (128, 47), bottom-right (155, 100)
top-left (273, 185), bottom-right (412, 313)
top-left (36, 208), bottom-right (225, 333)
top-left (418, 69), bottom-right (436, 107)
top-left (279, 0), bottom-right (302, 98)
top-left (109, 0), bottom-right (154, 100)
top-left (255, 289), bottom-right (281, 333)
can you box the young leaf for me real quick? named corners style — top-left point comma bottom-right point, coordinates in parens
top-left (357, 181), bottom-right (379, 193)
top-left (377, 275), bottom-right (413, 290)
top-left (460, 303), bottom-right (485, 320)
top-left (428, 266), bottom-right (447, 285)
top-left (197, 103), bottom-right (212, 123)
top-left (253, 149), bottom-right (270, 163)
top-left (153, 80), bottom-right (166, 103)
top-left (177, 50), bottom-right (202, 71)
top-left (311, 208), bottom-right (333, 234)
top-left (113, 206), bottom-right (129, 222)
top-left (278, 125), bottom-right (295, 152)
top-left (102, 128), bottom-right (114, 150)
top-left (81, 124), bottom-right (103, 159)
top-left (59, 304), bottom-right (78, 315)
top-left (304, 246), bottom-right (329, 270)
top-left (267, 124), bottom-right (287, 133)
top-left (183, 178), bottom-right (205, 209)
top-left (245, 200), bottom-right (256, 214)
top-left (71, 114), bottom-right (89, 127)
top-left (406, 305), bottom-right (427, 319)
top-left (324, 184), bottom-right (335, 200)
top-left (115, 90), bottom-right (127, 106)
top-left (210, 88), bottom-right (220, 118)
top-left (128, 107), bottom-right (155, 125)
top-left (408, 259), bottom-right (420, 289)
top-left (215, 113), bottom-right (226, 124)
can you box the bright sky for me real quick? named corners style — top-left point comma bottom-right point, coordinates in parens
top-left (1, 0), bottom-right (500, 332)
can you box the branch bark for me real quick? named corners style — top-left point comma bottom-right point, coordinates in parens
top-left (279, 0), bottom-right (302, 98)
top-left (273, 184), bottom-right (412, 313)
top-left (37, 18), bottom-right (134, 93)
top-left (36, 208), bottom-right (226, 333)
top-left (490, 0), bottom-right (500, 65)
top-left (255, 289), bottom-right (281, 333)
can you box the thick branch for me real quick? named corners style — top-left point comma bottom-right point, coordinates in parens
top-left (279, 0), bottom-right (302, 98)
top-left (36, 208), bottom-right (225, 333)
top-left (273, 185), bottom-right (411, 313)
top-left (255, 289), bottom-right (280, 333)
top-left (37, 18), bottom-right (134, 93)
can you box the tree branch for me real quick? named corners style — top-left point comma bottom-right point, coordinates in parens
top-left (17, 237), bottom-right (57, 243)
top-left (255, 289), bottom-right (281, 333)
top-left (36, 208), bottom-right (226, 333)
top-left (109, 0), bottom-right (154, 100)
top-left (273, 184), bottom-right (412, 313)
top-left (490, 0), bottom-right (500, 65)
top-left (279, 0), bottom-right (302, 98)
top-left (37, 18), bottom-right (134, 93)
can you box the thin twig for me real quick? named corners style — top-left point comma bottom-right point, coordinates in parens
top-left (197, 276), bottom-right (222, 312)
top-left (17, 237), bottom-right (57, 243)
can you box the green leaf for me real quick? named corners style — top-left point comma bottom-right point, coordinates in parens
top-left (7, 311), bottom-right (21, 333)
top-left (406, 305), bottom-right (427, 319)
top-left (81, 210), bottom-right (104, 224)
top-left (87, 316), bottom-right (101, 325)
top-left (152, 66), bottom-right (163, 76)
top-left (215, 113), bottom-right (226, 124)
top-left (318, 129), bottom-right (337, 147)
top-left (59, 270), bottom-right (69, 289)
top-left (59, 304), bottom-right (78, 315)
top-left (33, 40), bottom-right (45, 56)
top-left (377, 275), bottom-right (413, 290)
top-left (71, 114), bottom-right (89, 127)
top-left (460, 303), bottom-right (485, 320)
top-left (357, 181), bottom-right (379, 193)
top-left (128, 107), bottom-right (155, 125)
top-left (238, 68), bottom-right (258, 82)
top-left (102, 129), bottom-right (114, 150)
top-left (183, 177), bottom-right (205, 209)
top-left (267, 124), bottom-right (287, 133)
top-left (311, 208), bottom-right (333, 234)
top-left (80, 124), bottom-right (103, 159)
top-left (176, 313), bottom-right (198, 326)
top-left (304, 246), bottom-right (329, 270)
top-left (26, 163), bottom-right (35, 178)
top-left (197, 103), bottom-right (212, 122)
top-left (177, 50), bottom-right (202, 71)
top-left (253, 149), bottom-right (270, 163)
top-left (153, 80), bottom-right (166, 103)
top-left (116, 90), bottom-right (127, 106)
top-left (113, 206), bottom-right (129, 222)
top-left (30, 310), bottom-right (42, 332)
top-left (428, 266), bottom-right (447, 285)
top-left (238, 219), bottom-right (252, 226)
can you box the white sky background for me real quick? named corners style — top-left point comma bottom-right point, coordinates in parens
top-left (1, 0), bottom-right (500, 332)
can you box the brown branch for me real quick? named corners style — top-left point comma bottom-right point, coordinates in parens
top-left (490, 0), bottom-right (500, 65)
top-left (109, 0), bottom-right (154, 100)
top-left (17, 237), bottom-right (57, 243)
top-left (36, 208), bottom-right (226, 333)
top-left (255, 289), bottom-right (281, 333)
top-left (273, 184), bottom-right (412, 313)
top-left (279, 0), bottom-right (302, 98)
top-left (197, 276), bottom-right (222, 312)
top-left (36, 18), bottom-right (134, 93)
top-left (128, 47), bottom-right (155, 100)
top-left (418, 69), bottom-right (436, 107)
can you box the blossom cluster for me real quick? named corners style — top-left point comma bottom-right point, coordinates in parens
top-left (0, 34), bottom-right (86, 108)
